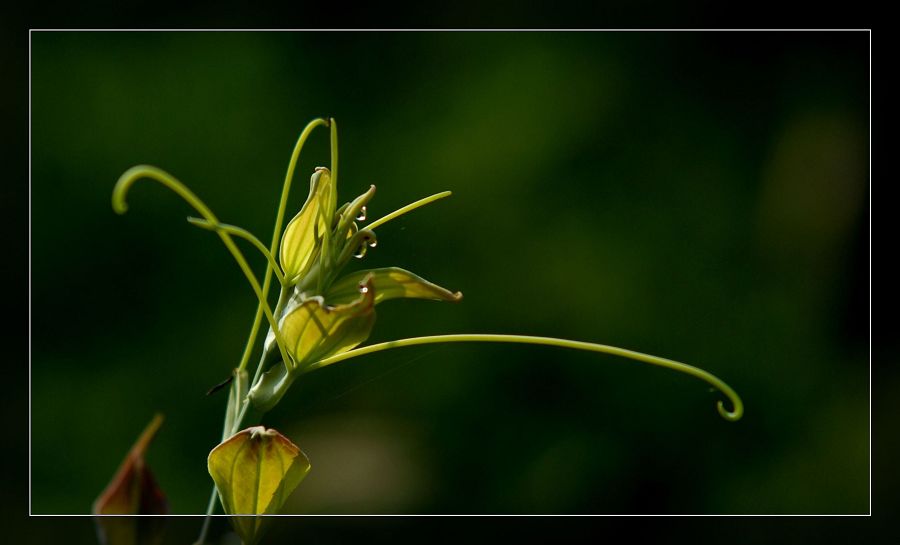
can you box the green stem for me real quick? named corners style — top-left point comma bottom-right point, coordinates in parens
top-left (318, 119), bottom-right (339, 293)
top-left (234, 118), bottom-right (328, 373)
top-left (187, 120), bottom-right (326, 544)
top-left (113, 165), bottom-right (217, 218)
top-left (186, 217), bottom-right (286, 285)
top-left (195, 389), bottom-right (258, 545)
top-left (305, 334), bottom-right (743, 421)
top-left (329, 117), bottom-right (339, 206)
top-left (193, 487), bottom-right (218, 545)
top-left (112, 166), bottom-right (293, 369)
top-left (365, 191), bottom-right (452, 231)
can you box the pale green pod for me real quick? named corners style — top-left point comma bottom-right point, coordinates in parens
top-left (207, 426), bottom-right (311, 545)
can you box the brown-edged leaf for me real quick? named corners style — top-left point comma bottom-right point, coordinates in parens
top-left (92, 413), bottom-right (168, 545)
top-left (208, 426), bottom-right (311, 544)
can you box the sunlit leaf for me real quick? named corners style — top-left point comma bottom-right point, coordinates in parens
top-left (280, 168), bottom-right (333, 283)
top-left (207, 426), bottom-right (311, 545)
top-left (92, 414), bottom-right (168, 545)
top-left (326, 267), bottom-right (462, 306)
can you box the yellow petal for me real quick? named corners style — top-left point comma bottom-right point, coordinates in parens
top-left (280, 168), bottom-right (333, 282)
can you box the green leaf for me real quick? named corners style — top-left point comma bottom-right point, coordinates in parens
top-left (326, 267), bottom-right (462, 306)
top-left (93, 414), bottom-right (168, 545)
top-left (280, 168), bottom-right (333, 283)
top-left (207, 426), bottom-right (311, 545)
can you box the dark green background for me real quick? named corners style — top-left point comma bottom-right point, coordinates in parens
top-left (30, 30), bottom-right (868, 527)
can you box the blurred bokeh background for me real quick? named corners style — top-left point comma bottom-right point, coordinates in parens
top-left (29, 30), bottom-right (868, 529)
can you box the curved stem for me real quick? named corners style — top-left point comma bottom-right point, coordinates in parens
top-left (305, 334), bottom-right (743, 421)
top-left (234, 118), bottom-right (328, 373)
top-left (336, 228), bottom-right (377, 271)
top-left (275, 119), bottom-right (330, 256)
top-left (365, 191), bottom-right (452, 231)
top-left (126, 123), bottom-right (327, 541)
top-left (217, 236), bottom-right (292, 368)
top-left (335, 184), bottom-right (376, 241)
top-left (112, 166), bottom-right (293, 369)
top-left (113, 165), bottom-right (217, 218)
top-left (187, 217), bottom-right (285, 285)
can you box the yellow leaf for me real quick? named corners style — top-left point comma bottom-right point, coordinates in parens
top-left (326, 267), bottom-right (462, 306)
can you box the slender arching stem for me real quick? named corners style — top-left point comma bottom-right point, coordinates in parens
top-left (192, 117), bottom-right (327, 541)
top-left (274, 118), bottom-right (330, 257)
top-left (112, 166), bottom-right (293, 371)
top-left (365, 191), bottom-right (453, 231)
top-left (186, 217), bottom-right (286, 285)
top-left (305, 334), bottom-right (744, 421)
top-left (113, 165), bottom-right (217, 218)
top-left (233, 118), bottom-right (329, 374)
top-left (329, 117), bottom-right (339, 207)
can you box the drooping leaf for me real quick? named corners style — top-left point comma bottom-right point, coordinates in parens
top-left (326, 267), bottom-right (462, 306)
top-left (93, 414), bottom-right (168, 545)
top-left (207, 426), bottom-right (311, 545)
top-left (280, 168), bottom-right (333, 283)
